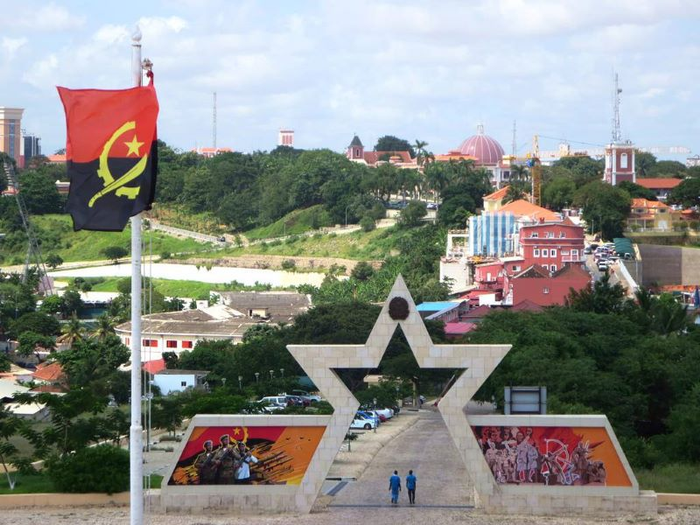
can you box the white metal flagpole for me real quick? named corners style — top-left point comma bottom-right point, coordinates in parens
top-left (130, 26), bottom-right (144, 525)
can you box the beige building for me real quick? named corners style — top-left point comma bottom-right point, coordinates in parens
top-left (0, 107), bottom-right (24, 167)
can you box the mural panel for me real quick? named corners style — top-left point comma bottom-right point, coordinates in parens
top-left (471, 425), bottom-right (632, 487)
top-left (168, 425), bottom-right (326, 486)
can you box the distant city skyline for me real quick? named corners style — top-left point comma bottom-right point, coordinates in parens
top-left (2, 0), bottom-right (699, 160)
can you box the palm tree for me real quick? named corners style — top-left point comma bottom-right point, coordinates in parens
top-left (92, 313), bottom-right (116, 342)
top-left (511, 164), bottom-right (529, 181)
top-left (413, 140), bottom-right (429, 167)
top-left (57, 313), bottom-right (85, 346)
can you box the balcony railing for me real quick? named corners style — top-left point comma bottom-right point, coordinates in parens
top-left (561, 255), bottom-right (586, 263)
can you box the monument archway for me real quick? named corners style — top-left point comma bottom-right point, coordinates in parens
top-left (160, 276), bottom-right (656, 516)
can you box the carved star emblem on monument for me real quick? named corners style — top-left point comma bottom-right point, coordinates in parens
top-left (287, 275), bottom-right (512, 507)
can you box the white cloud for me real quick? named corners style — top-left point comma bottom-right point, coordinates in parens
top-left (1, 37), bottom-right (28, 59)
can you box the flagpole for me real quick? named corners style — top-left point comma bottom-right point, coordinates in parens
top-left (130, 26), bottom-right (144, 525)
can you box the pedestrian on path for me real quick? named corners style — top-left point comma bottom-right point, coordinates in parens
top-left (406, 470), bottom-right (417, 504)
top-left (389, 470), bottom-right (401, 505)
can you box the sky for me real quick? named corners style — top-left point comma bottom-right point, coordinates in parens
top-left (2, 0), bottom-right (699, 159)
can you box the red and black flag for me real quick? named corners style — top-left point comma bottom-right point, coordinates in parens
top-left (57, 79), bottom-right (159, 231)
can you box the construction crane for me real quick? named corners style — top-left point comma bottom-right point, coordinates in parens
top-left (527, 135), bottom-right (542, 206)
top-left (2, 160), bottom-right (53, 295)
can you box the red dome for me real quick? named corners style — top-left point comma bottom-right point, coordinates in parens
top-left (456, 125), bottom-right (504, 165)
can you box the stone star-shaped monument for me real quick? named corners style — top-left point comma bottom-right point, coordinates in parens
top-left (287, 275), bottom-right (511, 511)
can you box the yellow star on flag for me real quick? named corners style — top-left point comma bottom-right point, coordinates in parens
top-left (124, 135), bottom-right (144, 156)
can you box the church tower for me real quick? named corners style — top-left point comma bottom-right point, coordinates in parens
top-left (603, 73), bottom-right (636, 185)
top-left (347, 135), bottom-right (364, 161)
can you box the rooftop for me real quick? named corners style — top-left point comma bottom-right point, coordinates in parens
top-left (217, 291), bottom-right (311, 323)
top-left (499, 199), bottom-right (560, 221)
top-left (416, 301), bottom-right (463, 312)
top-left (631, 198), bottom-right (669, 209)
top-left (635, 178), bottom-right (682, 190)
top-left (483, 185), bottom-right (510, 201)
top-left (154, 369), bottom-right (210, 376)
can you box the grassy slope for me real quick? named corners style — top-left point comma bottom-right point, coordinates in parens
top-left (197, 226), bottom-right (403, 262)
top-left (635, 463), bottom-right (700, 494)
top-left (29, 215), bottom-right (212, 262)
top-left (244, 205), bottom-right (333, 241)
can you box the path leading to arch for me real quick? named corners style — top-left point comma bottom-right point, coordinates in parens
top-left (330, 409), bottom-right (474, 508)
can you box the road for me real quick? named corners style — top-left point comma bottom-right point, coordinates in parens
top-left (330, 408), bottom-right (473, 507)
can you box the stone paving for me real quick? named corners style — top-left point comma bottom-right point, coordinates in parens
top-left (329, 408), bottom-right (473, 507)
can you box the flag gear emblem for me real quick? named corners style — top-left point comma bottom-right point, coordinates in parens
top-left (57, 80), bottom-right (159, 231)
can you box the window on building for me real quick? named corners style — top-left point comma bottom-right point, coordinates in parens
top-left (542, 249), bottom-right (549, 257)
top-left (572, 249), bottom-right (579, 257)
top-left (533, 248), bottom-right (540, 257)
top-left (181, 381), bottom-right (187, 387)
top-left (546, 232), bottom-right (554, 238)
top-left (551, 265), bottom-right (557, 272)
top-left (182, 340), bottom-right (193, 349)
top-left (166, 340), bottom-right (177, 348)
top-left (124, 337), bottom-right (130, 346)
top-left (550, 249), bottom-right (557, 257)
top-left (543, 287), bottom-right (550, 294)
top-left (143, 339), bottom-right (158, 347)
top-left (543, 264), bottom-right (549, 270)
top-left (513, 265), bottom-right (521, 272)
top-left (621, 153), bottom-right (628, 169)
top-left (531, 232), bottom-right (539, 238)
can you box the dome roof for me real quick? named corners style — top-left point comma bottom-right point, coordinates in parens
top-left (456, 124), bottom-right (504, 165)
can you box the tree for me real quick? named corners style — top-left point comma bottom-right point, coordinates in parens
top-left (57, 313), bottom-right (85, 346)
top-left (45, 254), bottom-right (64, 269)
top-left (351, 262), bottom-right (375, 282)
top-left (151, 396), bottom-right (183, 435)
top-left (91, 314), bottom-right (116, 342)
top-left (359, 215), bottom-right (375, 232)
top-left (648, 160), bottom-right (686, 178)
top-left (566, 273), bottom-right (626, 314)
top-left (9, 311), bottom-right (60, 338)
top-left (635, 151), bottom-right (657, 178)
top-left (374, 136), bottom-right (415, 157)
top-left (669, 178), bottom-right (700, 208)
top-left (60, 289), bottom-right (84, 318)
top-left (17, 171), bottom-right (63, 214)
top-left (0, 408), bottom-right (38, 489)
top-left (542, 176), bottom-right (576, 210)
top-left (617, 181), bottom-right (656, 201)
top-left (573, 181), bottom-right (631, 240)
top-left (398, 201), bottom-right (427, 228)
top-left (16, 331), bottom-right (55, 360)
top-left (101, 246), bottom-right (129, 264)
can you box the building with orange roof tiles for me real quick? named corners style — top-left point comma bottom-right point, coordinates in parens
top-left (627, 198), bottom-right (678, 232)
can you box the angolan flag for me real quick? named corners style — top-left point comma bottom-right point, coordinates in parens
top-left (57, 79), bottom-right (159, 231)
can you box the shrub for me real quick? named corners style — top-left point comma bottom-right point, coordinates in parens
top-left (360, 215), bottom-right (376, 232)
top-left (281, 259), bottom-right (296, 271)
top-left (160, 251), bottom-right (171, 260)
top-left (46, 445), bottom-right (129, 494)
top-left (351, 261), bottom-right (375, 281)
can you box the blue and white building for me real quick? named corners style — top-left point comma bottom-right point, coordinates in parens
top-left (468, 212), bottom-right (516, 257)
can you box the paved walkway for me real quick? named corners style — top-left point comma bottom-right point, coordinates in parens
top-left (330, 409), bottom-right (473, 508)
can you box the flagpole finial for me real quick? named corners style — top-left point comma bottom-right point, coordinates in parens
top-left (132, 25), bottom-right (142, 43)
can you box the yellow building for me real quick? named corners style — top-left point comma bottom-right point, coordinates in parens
top-left (627, 198), bottom-right (679, 232)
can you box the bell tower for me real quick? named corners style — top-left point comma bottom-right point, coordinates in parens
top-left (347, 134), bottom-right (364, 161)
top-left (603, 73), bottom-right (636, 185)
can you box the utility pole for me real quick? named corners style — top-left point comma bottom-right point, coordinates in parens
top-left (612, 72), bottom-right (622, 143)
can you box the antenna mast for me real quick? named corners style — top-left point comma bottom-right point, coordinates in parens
top-left (612, 73), bottom-right (622, 143)
top-left (511, 120), bottom-right (517, 157)
top-left (213, 91), bottom-right (217, 149)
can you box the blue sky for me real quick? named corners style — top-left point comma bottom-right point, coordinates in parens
top-left (2, 0), bottom-right (699, 160)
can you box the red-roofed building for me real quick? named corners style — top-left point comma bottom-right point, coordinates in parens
top-left (193, 147), bottom-right (233, 158)
top-left (627, 198), bottom-right (678, 232)
top-left (346, 135), bottom-right (417, 169)
top-left (443, 322), bottom-right (478, 339)
top-left (635, 178), bottom-right (681, 201)
top-left (510, 263), bottom-right (591, 306)
top-left (33, 362), bottom-right (65, 385)
top-left (47, 154), bottom-right (66, 164)
top-left (482, 185), bottom-right (510, 212)
top-left (143, 358), bottom-right (166, 375)
top-left (519, 219), bottom-right (586, 273)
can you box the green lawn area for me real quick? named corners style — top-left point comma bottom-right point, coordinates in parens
top-left (0, 472), bottom-right (163, 494)
top-left (636, 463), bottom-right (700, 494)
top-left (22, 215), bottom-right (213, 264)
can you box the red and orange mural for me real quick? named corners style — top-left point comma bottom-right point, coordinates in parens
top-left (168, 426), bottom-right (326, 486)
top-left (471, 425), bottom-right (631, 487)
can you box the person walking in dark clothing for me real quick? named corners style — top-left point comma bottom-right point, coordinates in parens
top-left (406, 470), bottom-right (417, 504)
top-left (389, 470), bottom-right (401, 504)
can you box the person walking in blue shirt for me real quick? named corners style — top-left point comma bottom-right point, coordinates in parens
top-left (406, 470), bottom-right (417, 504)
top-left (389, 470), bottom-right (401, 505)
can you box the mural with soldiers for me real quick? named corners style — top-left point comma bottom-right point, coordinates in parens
top-left (168, 426), bottom-right (326, 486)
top-left (471, 425), bottom-right (632, 487)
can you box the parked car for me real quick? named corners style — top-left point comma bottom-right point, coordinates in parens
top-left (350, 414), bottom-right (376, 430)
top-left (597, 261), bottom-right (610, 272)
top-left (583, 246), bottom-right (592, 254)
top-left (426, 203), bottom-right (438, 210)
top-left (357, 410), bottom-right (380, 427)
top-left (258, 396), bottom-right (287, 412)
top-left (285, 395), bottom-right (310, 407)
top-left (290, 389), bottom-right (322, 403)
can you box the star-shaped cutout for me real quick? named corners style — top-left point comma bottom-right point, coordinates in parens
top-left (124, 134), bottom-right (144, 156)
top-left (287, 275), bottom-right (511, 512)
